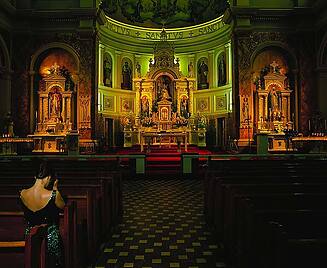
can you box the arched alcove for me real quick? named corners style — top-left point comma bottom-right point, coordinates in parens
top-left (250, 45), bottom-right (297, 137)
top-left (30, 45), bottom-right (79, 133)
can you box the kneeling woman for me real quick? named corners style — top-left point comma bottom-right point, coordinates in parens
top-left (20, 160), bottom-right (65, 267)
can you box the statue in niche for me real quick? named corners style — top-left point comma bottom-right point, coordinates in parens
top-left (198, 60), bottom-right (209, 89)
top-left (180, 96), bottom-right (189, 118)
top-left (161, 85), bottom-right (171, 101)
top-left (218, 54), bottom-right (226, 86)
top-left (103, 57), bottom-right (112, 87)
top-left (141, 96), bottom-right (150, 117)
top-left (188, 61), bottom-right (194, 77)
top-left (121, 61), bottom-right (132, 90)
top-left (268, 86), bottom-right (281, 120)
top-left (50, 92), bottom-right (61, 116)
top-left (135, 62), bottom-right (141, 78)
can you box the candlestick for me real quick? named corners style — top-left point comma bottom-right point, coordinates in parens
top-left (308, 119), bottom-right (311, 133)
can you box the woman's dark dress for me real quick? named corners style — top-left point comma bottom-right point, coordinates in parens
top-left (20, 190), bottom-right (64, 268)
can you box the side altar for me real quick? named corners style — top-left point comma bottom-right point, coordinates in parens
top-left (122, 29), bottom-right (206, 149)
top-left (254, 61), bottom-right (294, 152)
top-left (29, 64), bottom-right (76, 153)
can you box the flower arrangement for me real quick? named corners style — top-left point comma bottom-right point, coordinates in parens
top-left (196, 114), bottom-right (207, 129)
top-left (141, 116), bottom-right (154, 127)
top-left (175, 116), bottom-right (188, 127)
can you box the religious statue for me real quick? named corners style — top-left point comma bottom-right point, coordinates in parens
top-left (160, 83), bottom-right (171, 101)
top-left (50, 92), bottom-right (61, 116)
top-left (141, 96), bottom-right (150, 117)
top-left (198, 60), bottom-right (209, 89)
top-left (48, 62), bottom-right (60, 75)
top-left (103, 57), bottom-right (112, 87)
top-left (180, 96), bottom-right (189, 118)
top-left (135, 62), bottom-right (141, 78)
top-left (121, 61), bottom-right (132, 90)
top-left (188, 61), bottom-right (194, 77)
top-left (218, 54), bottom-right (226, 86)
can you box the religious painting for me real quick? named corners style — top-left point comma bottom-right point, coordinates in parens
top-left (197, 57), bottom-right (209, 89)
top-left (103, 53), bottom-right (113, 87)
top-left (121, 58), bottom-right (132, 90)
top-left (121, 98), bottom-right (134, 112)
top-left (103, 95), bottom-right (115, 112)
top-left (217, 52), bottom-right (227, 87)
top-left (196, 97), bottom-right (210, 112)
top-left (215, 95), bottom-right (227, 111)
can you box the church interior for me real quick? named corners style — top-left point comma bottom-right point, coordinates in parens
top-left (1, 0), bottom-right (327, 267)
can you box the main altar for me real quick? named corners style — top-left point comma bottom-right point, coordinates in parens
top-left (122, 29), bottom-right (206, 150)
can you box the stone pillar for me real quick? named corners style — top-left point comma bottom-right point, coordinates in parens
top-left (115, 51), bottom-right (122, 89)
top-left (99, 44), bottom-right (105, 86)
top-left (208, 51), bottom-right (214, 89)
top-left (225, 42), bottom-right (232, 85)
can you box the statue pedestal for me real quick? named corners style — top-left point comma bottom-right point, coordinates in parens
top-left (256, 132), bottom-right (268, 154)
top-left (66, 130), bottom-right (79, 155)
top-left (197, 128), bottom-right (206, 147)
top-left (123, 126), bottom-right (133, 148)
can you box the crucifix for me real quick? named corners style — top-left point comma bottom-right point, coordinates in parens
top-left (270, 61), bottom-right (279, 73)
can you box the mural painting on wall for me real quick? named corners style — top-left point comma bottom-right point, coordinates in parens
top-left (39, 50), bottom-right (77, 92)
top-left (218, 53), bottom-right (226, 86)
top-left (196, 97), bottom-right (210, 112)
top-left (104, 95), bottom-right (115, 111)
top-left (80, 95), bottom-right (91, 128)
top-left (121, 98), bottom-right (134, 112)
top-left (241, 95), bottom-right (250, 123)
top-left (197, 58), bottom-right (209, 89)
top-left (101, 0), bottom-right (229, 28)
top-left (216, 95), bottom-right (227, 111)
top-left (121, 59), bottom-right (132, 90)
top-left (103, 53), bottom-right (113, 87)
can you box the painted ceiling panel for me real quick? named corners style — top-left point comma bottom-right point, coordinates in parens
top-left (101, 0), bottom-right (229, 28)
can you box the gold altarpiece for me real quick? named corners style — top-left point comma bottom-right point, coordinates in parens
top-left (29, 66), bottom-right (74, 152)
top-left (254, 62), bottom-right (293, 151)
top-left (124, 29), bottom-right (200, 149)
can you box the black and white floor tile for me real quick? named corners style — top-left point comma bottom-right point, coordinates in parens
top-left (96, 179), bottom-right (226, 268)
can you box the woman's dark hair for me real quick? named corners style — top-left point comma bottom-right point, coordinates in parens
top-left (36, 160), bottom-right (53, 179)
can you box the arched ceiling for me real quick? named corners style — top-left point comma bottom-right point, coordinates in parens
top-left (101, 0), bottom-right (229, 29)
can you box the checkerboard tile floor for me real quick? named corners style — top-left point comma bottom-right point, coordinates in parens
top-left (96, 179), bottom-right (226, 268)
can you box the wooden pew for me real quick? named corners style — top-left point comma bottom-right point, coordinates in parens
top-left (234, 194), bottom-right (327, 268)
top-left (0, 195), bottom-right (78, 268)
